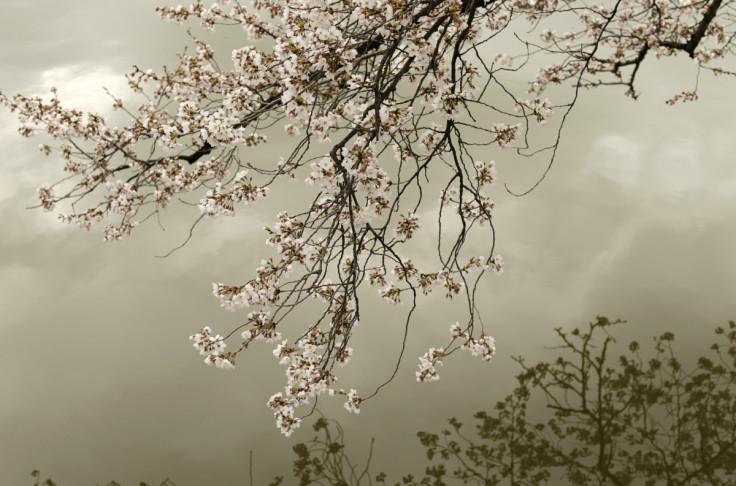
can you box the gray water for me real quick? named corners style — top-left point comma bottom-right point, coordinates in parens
top-left (1, 2), bottom-right (736, 485)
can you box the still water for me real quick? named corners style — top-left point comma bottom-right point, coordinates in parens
top-left (1, 2), bottom-right (735, 485)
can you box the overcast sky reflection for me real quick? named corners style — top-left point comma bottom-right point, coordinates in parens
top-left (1, 2), bottom-right (736, 485)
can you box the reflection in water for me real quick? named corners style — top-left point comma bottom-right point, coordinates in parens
top-left (1, 2), bottom-right (736, 486)
top-left (279, 317), bottom-right (736, 485)
top-left (34, 317), bottom-right (736, 485)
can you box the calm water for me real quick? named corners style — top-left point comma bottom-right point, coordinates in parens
top-left (2, 2), bottom-right (736, 485)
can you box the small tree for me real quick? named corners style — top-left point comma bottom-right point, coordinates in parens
top-left (290, 417), bottom-right (381, 486)
top-left (3, 1), bottom-right (735, 434)
top-left (411, 318), bottom-right (736, 485)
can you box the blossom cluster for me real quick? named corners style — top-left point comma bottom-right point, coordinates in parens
top-left (451, 322), bottom-right (497, 362)
top-left (417, 347), bottom-right (445, 383)
top-left (198, 170), bottom-right (269, 216)
top-left (266, 329), bottom-right (353, 436)
top-left (415, 323), bottom-right (497, 383)
top-left (189, 326), bottom-right (236, 369)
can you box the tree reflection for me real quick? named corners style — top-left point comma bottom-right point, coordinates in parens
top-left (288, 317), bottom-right (736, 485)
top-left (34, 317), bottom-right (736, 485)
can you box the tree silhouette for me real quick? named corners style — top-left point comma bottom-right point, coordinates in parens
top-left (287, 318), bottom-right (736, 485)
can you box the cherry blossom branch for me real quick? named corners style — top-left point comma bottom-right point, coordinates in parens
top-left (2, 0), bottom-right (735, 436)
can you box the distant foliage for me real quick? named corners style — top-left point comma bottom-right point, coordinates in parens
top-left (288, 317), bottom-right (736, 485)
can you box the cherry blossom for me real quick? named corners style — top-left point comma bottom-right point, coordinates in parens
top-left (3, 0), bottom-right (734, 436)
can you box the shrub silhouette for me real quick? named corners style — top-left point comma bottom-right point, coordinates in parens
top-left (33, 317), bottom-right (736, 485)
top-left (291, 317), bottom-right (736, 485)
